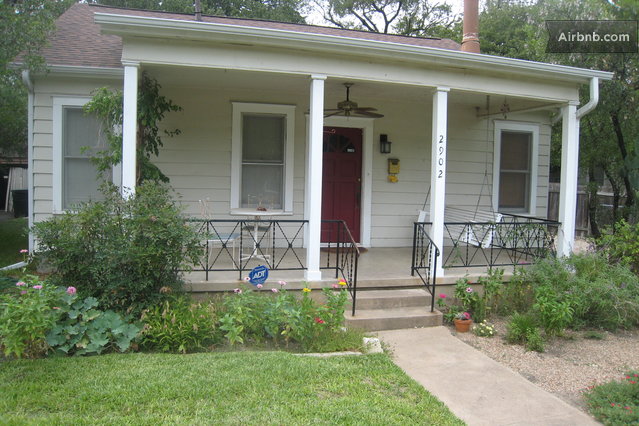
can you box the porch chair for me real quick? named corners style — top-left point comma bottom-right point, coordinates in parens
top-left (198, 199), bottom-right (241, 265)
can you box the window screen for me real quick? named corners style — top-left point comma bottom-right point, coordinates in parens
top-left (62, 107), bottom-right (104, 209)
top-left (241, 114), bottom-right (285, 208)
top-left (499, 131), bottom-right (531, 211)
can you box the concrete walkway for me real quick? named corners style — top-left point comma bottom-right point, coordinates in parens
top-left (377, 327), bottom-right (599, 426)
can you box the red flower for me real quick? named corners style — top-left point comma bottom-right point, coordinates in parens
top-left (314, 317), bottom-right (325, 324)
top-left (611, 403), bottom-right (616, 407)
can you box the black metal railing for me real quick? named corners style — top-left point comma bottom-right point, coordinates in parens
top-left (411, 222), bottom-right (439, 312)
top-left (187, 219), bottom-right (360, 312)
top-left (321, 220), bottom-right (360, 316)
top-left (188, 219), bottom-right (307, 280)
top-left (442, 214), bottom-right (559, 269)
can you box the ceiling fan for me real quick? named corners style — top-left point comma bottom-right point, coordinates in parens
top-left (324, 83), bottom-right (384, 118)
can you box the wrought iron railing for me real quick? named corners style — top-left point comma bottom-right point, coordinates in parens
top-left (321, 220), bottom-right (360, 316)
top-left (187, 219), bottom-right (360, 314)
top-left (411, 222), bottom-right (439, 312)
top-left (442, 214), bottom-right (559, 269)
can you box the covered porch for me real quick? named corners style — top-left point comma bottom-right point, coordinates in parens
top-left (94, 8), bottom-right (607, 293)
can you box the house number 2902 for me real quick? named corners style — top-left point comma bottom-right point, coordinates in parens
top-left (437, 134), bottom-right (445, 178)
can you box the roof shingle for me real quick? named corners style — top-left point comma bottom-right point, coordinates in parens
top-left (42, 3), bottom-right (460, 70)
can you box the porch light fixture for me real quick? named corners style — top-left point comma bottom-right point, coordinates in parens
top-left (380, 134), bottom-right (392, 154)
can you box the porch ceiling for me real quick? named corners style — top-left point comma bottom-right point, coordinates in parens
top-left (145, 64), bottom-right (562, 112)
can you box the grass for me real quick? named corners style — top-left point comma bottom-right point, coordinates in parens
top-left (0, 217), bottom-right (28, 267)
top-left (0, 351), bottom-right (464, 425)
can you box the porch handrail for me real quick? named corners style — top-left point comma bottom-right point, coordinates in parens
top-left (411, 221), bottom-right (439, 312)
top-left (320, 220), bottom-right (360, 316)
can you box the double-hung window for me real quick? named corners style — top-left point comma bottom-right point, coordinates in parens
top-left (231, 103), bottom-right (295, 211)
top-left (53, 97), bottom-right (108, 212)
top-left (493, 121), bottom-right (539, 214)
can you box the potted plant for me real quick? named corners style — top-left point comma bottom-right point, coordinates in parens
top-left (453, 311), bottom-right (472, 332)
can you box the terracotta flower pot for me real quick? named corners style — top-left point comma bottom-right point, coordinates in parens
top-left (454, 318), bottom-right (473, 333)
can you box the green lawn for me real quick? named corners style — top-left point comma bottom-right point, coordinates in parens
top-left (0, 351), bottom-right (463, 425)
top-left (0, 217), bottom-right (28, 267)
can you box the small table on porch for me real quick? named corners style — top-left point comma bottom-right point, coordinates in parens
top-left (230, 208), bottom-right (292, 261)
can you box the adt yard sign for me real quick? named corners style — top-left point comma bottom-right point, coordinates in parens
top-left (249, 265), bottom-right (269, 285)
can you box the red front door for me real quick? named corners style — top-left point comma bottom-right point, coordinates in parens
top-left (321, 127), bottom-right (362, 243)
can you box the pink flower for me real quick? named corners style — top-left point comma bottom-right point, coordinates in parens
top-left (52, 307), bottom-right (60, 310)
top-left (332, 284), bottom-right (339, 289)
top-left (314, 317), bottom-right (325, 324)
top-left (271, 288), bottom-right (279, 293)
top-left (465, 287), bottom-right (473, 293)
top-left (33, 285), bottom-right (43, 290)
top-left (233, 288), bottom-right (242, 294)
top-left (19, 249), bottom-right (28, 254)
top-left (256, 284), bottom-right (263, 289)
top-left (15, 281), bottom-right (26, 287)
top-left (20, 291), bottom-right (27, 295)
top-left (439, 294), bottom-right (446, 299)
top-left (66, 286), bottom-right (77, 295)
top-left (462, 312), bottom-right (471, 320)
top-left (278, 280), bottom-right (287, 286)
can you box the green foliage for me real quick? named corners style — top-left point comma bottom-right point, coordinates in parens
top-left (585, 371), bottom-right (639, 425)
top-left (139, 295), bottom-right (218, 353)
top-left (533, 285), bottom-right (573, 336)
top-left (32, 182), bottom-right (201, 314)
top-left (505, 312), bottom-right (544, 352)
top-left (218, 286), bottom-right (355, 352)
top-left (498, 268), bottom-right (536, 316)
top-left (83, 72), bottom-right (182, 185)
top-left (597, 220), bottom-right (639, 274)
top-left (0, 277), bottom-right (60, 358)
top-left (46, 293), bottom-right (141, 356)
top-left (316, 0), bottom-right (459, 37)
top-left (0, 218), bottom-right (28, 267)
top-left (472, 320), bottom-right (495, 338)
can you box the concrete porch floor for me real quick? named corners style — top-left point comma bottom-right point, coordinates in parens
top-left (184, 247), bottom-right (519, 293)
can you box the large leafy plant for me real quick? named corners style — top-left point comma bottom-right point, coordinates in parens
top-left (33, 181), bottom-right (201, 314)
top-left (46, 292), bottom-right (141, 356)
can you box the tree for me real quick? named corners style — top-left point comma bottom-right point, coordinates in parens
top-left (0, 0), bottom-right (73, 158)
top-left (480, 0), bottom-right (639, 233)
top-left (311, 0), bottom-right (460, 38)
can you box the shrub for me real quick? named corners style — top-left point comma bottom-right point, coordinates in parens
top-left (597, 220), bottom-right (639, 274)
top-left (506, 312), bottom-right (544, 352)
top-left (533, 285), bottom-right (573, 336)
top-left (139, 295), bottom-right (217, 353)
top-left (46, 292), bottom-right (140, 356)
top-left (498, 268), bottom-right (535, 316)
top-left (585, 371), bottom-right (639, 425)
top-left (0, 276), bottom-right (60, 358)
top-left (33, 182), bottom-right (201, 314)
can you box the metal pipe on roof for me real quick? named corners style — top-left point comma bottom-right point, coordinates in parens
top-left (462, 0), bottom-right (480, 54)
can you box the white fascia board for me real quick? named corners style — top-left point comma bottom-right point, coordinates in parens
top-left (94, 12), bottom-right (614, 85)
top-left (38, 65), bottom-right (124, 79)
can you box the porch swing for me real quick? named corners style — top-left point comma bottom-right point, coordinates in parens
top-left (417, 96), bottom-right (504, 249)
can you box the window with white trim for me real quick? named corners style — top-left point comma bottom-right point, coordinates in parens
top-left (231, 103), bottom-right (295, 211)
top-left (53, 97), bottom-right (108, 211)
top-left (493, 121), bottom-right (539, 214)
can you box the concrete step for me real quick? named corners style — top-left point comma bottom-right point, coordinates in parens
top-left (345, 306), bottom-right (443, 332)
top-left (351, 289), bottom-right (432, 310)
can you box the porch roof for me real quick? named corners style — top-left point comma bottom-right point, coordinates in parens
top-left (40, 3), bottom-right (613, 86)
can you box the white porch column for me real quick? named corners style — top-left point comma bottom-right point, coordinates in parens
top-left (429, 87), bottom-right (449, 276)
top-left (557, 102), bottom-right (580, 256)
top-left (305, 74), bottom-right (326, 281)
top-left (121, 62), bottom-right (139, 197)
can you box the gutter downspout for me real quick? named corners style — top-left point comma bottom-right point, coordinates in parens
top-left (552, 76), bottom-right (600, 124)
top-left (21, 70), bottom-right (35, 252)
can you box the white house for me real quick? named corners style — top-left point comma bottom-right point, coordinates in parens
top-left (24, 3), bottom-right (612, 284)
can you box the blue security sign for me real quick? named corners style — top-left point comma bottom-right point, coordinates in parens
top-left (249, 265), bottom-right (269, 285)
